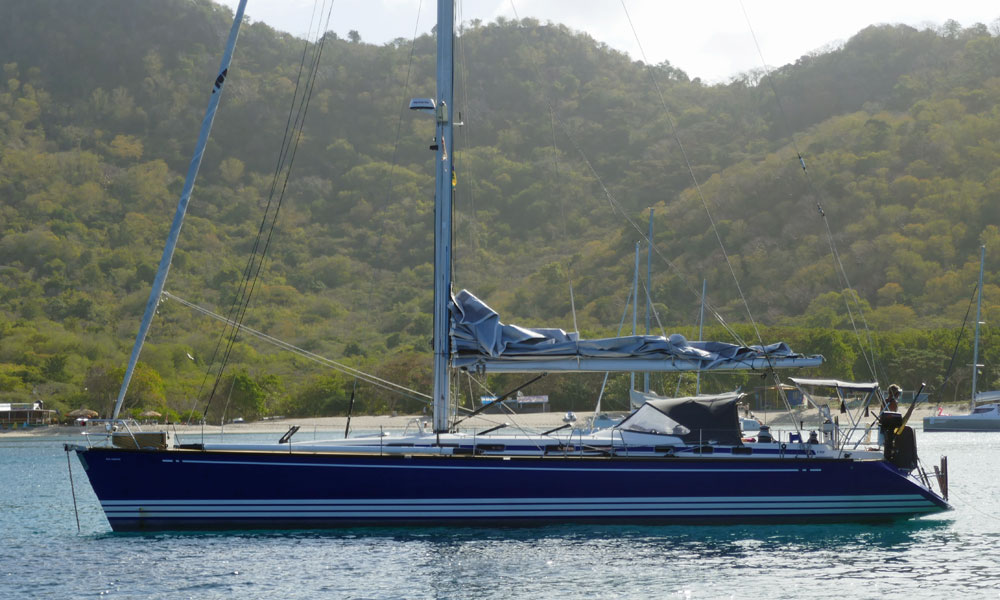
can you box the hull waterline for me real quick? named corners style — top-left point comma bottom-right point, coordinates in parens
top-left (923, 417), bottom-right (1000, 432)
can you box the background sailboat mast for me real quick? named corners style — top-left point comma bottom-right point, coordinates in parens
top-left (110, 0), bottom-right (248, 421)
top-left (630, 242), bottom-right (639, 393)
top-left (432, 0), bottom-right (455, 433)
top-left (644, 208), bottom-right (653, 394)
top-left (971, 244), bottom-right (986, 413)
top-left (696, 279), bottom-right (706, 395)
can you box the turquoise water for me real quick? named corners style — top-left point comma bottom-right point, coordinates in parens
top-left (1, 431), bottom-right (998, 599)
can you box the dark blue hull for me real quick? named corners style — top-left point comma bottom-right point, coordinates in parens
top-left (74, 447), bottom-right (949, 531)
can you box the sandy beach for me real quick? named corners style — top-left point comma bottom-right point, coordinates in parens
top-left (0, 402), bottom-right (964, 438)
top-left (5, 411), bottom-right (567, 438)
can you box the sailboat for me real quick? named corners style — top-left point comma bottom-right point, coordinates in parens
top-left (67, 1), bottom-right (949, 531)
top-left (924, 246), bottom-right (1000, 431)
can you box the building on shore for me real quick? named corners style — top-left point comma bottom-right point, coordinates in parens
top-left (0, 401), bottom-right (56, 428)
top-left (479, 392), bottom-right (550, 414)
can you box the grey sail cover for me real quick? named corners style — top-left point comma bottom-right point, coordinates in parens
top-left (627, 393), bottom-right (744, 445)
top-left (450, 290), bottom-right (816, 372)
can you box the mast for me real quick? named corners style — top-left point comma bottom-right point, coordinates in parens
top-left (971, 244), bottom-right (986, 413)
top-left (644, 208), bottom-right (653, 393)
top-left (111, 0), bottom-right (248, 421)
top-left (697, 278), bottom-right (706, 395)
top-left (432, 0), bottom-right (455, 433)
top-left (630, 242), bottom-right (639, 393)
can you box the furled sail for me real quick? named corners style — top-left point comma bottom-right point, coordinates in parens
top-left (450, 290), bottom-right (822, 373)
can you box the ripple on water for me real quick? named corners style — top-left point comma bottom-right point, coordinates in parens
top-left (3, 434), bottom-right (1000, 599)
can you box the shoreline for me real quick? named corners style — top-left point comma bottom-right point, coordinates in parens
top-left (0, 403), bottom-right (963, 438)
top-left (1, 412), bottom-right (563, 438)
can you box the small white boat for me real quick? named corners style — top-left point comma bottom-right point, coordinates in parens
top-left (924, 399), bottom-right (1000, 432)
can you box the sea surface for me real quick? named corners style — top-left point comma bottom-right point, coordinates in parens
top-left (1, 430), bottom-right (998, 599)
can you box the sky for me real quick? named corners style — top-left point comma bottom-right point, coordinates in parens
top-left (217, 1), bottom-right (998, 83)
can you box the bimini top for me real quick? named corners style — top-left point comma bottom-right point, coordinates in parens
top-left (450, 290), bottom-right (823, 373)
top-left (789, 378), bottom-right (879, 392)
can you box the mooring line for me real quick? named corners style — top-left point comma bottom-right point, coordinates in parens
top-left (942, 486), bottom-right (1000, 523)
top-left (65, 447), bottom-right (81, 533)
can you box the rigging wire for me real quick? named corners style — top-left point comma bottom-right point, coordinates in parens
top-left (348, 1), bottom-right (426, 415)
top-left (218, 375), bottom-right (238, 427)
top-left (180, 2), bottom-right (329, 422)
top-left (191, 0), bottom-right (337, 424)
top-left (363, 0), bottom-right (425, 311)
top-left (548, 103), bottom-right (581, 335)
top-left (936, 281), bottom-right (980, 397)
top-left (620, 0), bottom-right (800, 432)
top-left (455, 1), bottom-right (482, 287)
top-left (507, 1), bottom-right (581, 335)
top-left (505, 1), bottom-right (752, 351)
top-left (738, 0), bottom-right (885, 385)
top-left (461, 371), bottom-right (544, 438)
top-left (208, 8), bottom-right (332, 413)
top-left (163, 291), bottom-right (432, 403)
top-left (594, 283), bottom-right (638, 415)
top-left (641, 277), bottom-right (668, 338)
top-left (620, 0), bottom-right (764, 354)
top-left (552, 106), bottom-right (751, 347)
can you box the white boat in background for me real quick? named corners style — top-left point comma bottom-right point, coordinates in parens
top-left (924, 396), bottom-right (1000, 432)
top-left (924, 246), bottom-right (1000, 432)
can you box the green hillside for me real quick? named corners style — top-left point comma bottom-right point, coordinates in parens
top-left (0, 0), bottom-right (998, 419)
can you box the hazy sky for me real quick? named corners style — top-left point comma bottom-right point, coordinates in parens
top-left (218, 1), bottom-right (998, 82)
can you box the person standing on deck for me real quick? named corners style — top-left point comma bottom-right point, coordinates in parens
top-left (885, 384), bottom-right (901, 413)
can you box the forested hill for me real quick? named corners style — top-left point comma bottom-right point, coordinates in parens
top-left (1, 0), bottom-right (999, 419)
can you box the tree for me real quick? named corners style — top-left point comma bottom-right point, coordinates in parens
top-left (42, 354), bottom-right (68, 382)
top-left (219, 157), bottom-right (244, 185)
top-left (284, 373), bottom-right (350, 417)
top-left (109, 134), bottom-right (143, 161)
top-left (84, 362), bottom-right (164, 416)
top-left (214, 369), bottom-right (283, 423)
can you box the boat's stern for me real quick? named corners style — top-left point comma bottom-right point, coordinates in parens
top-left (874, 411), bottom-right (951, 512)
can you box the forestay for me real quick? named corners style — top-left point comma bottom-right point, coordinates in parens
top-left (450, 290), bottom-right (823, 373)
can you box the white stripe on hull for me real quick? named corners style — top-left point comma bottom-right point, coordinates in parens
top-left (174, 458), bottom-right (813, 473)
top-left (99, 493), bottom-right (926, 506)
top-left (105, 506), bottom-right (941, 520)
top-left (101, 495), bottom-right (940, 520)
